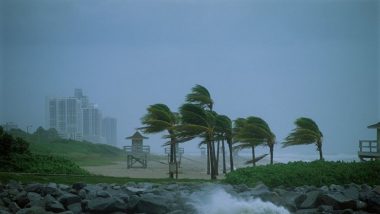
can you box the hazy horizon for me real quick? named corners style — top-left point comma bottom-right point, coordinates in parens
top-left (1, 0), bottom-right (379, 160)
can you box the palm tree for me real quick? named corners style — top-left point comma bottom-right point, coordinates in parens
top-left (178, 103), bottom-right (218, 180)
top-left (140, 103), bottom-right (179, 179)
top-left (233, 117), bottom-right (267, 166)
top-left (245, 116), bottom-right (276, 165)
top-left (185, 84), bottom-right (214, 174)
top-left (283, 117), bottom-right (324, 161)
top-left (215, 114), bottom-right (234, 173)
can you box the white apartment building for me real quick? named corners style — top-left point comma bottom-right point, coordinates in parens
top-left (46, 89), bottom-right (111, 144)
top-left (102, 117), bottom-right (117, 146)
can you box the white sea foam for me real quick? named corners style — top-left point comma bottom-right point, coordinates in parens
top-left (187, 187), bottom-right (290, 214)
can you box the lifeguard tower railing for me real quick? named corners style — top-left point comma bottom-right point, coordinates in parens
top-left (124, 145), bottom-right (150, 154)
top-left (358, 140), bottom-right (380, 161)
top-left (123, 145), bottom-right (150, 168)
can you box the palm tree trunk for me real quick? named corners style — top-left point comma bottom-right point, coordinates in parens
top-left (228, 138), bottom-right (234, 172)
top-left (207, 143), bottom-right (210, 175)
top-left (222, 139), bottom-right (226, 174)
top-left (216, 140), bottom-right (220, 175)
top-left (174, 142), bottom-right (178, 179)
top-left (251, 145), bottom-right (256, 167)
top-left (209, 141), bottom-right (217, 180)
top-left (169, 142), bottom-right (174, 179)
top-left (269, 145), bottom-right (274, 165)
top-left (318, 143), bottom-right (324, 161)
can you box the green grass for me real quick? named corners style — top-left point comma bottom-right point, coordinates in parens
top-left (9, 129), bottom-right (125, 166)
top-left (224, 160), bottom-right (380, 188)
top-left (0, 154), bottom-right (90, 175)
top-left (0, 172), bottom-right (209, 185)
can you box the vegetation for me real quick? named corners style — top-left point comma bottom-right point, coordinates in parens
top-left (140, 103), bottom-right (181, 179)
top-left (283, 117), bottom-right (324, 160)
top-left (225, 160), bottom-right (380, 187)
top-left (0, 127), bottom-right (89, 175)
top-left (0, 172), bottom-right (208, 185)
top-left (8, 127), bottom-right (125, 166)
top-left (233, 116), bottom-right (276, 165)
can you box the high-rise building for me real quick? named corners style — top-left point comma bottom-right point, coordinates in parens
top-left (82, 104), bottom-right (104, 144)
top-left (102, 117), bottom-right (117, 146)
top-left (46, 97), bottom-right (83, 140)
top-left (45, 89), bottom-right (114, 144)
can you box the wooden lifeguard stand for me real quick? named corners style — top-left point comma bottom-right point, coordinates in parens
top-left (124, 131), bottom-right (150, 168)
top-left (358, 122), bottom-right (380, 161)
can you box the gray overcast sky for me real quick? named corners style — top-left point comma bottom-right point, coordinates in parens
top-left (1, 0), bottom-right (379, 160)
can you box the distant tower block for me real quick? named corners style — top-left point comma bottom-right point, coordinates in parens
top-left (200, 147), bottom-right (206, 158)
top-left (124, 131), bottom-right (150, 168)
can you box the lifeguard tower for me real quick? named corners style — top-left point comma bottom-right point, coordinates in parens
top-left (124, 131), bottom-right (150, 168)
top-left (358, 122), bottom-right (380, 161)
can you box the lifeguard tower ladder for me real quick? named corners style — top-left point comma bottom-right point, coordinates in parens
top-left (124, 131), bottom-right (150, 168)
top-left (358, 122), bottom-right (380, 161)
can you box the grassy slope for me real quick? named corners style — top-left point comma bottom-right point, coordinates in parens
top-left (9, 129), bottom-right (125, 166)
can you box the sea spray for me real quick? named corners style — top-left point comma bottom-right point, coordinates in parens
top-left (187, 186), bottom-right (290, 214)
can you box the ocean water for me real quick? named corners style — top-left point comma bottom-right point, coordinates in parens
top-left (187, 186), bottom-right (290, 214)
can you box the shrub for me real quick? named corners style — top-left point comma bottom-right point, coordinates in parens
top-left (224, 160), bottom-right (380, 187)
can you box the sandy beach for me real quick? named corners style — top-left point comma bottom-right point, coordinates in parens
top-left (83, 154), bottom-right (260, 179)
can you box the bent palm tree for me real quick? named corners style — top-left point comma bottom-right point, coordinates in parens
top-left (178, 103), bottom-right (218, 180)
top-left (283, 117), bottom-right (324, 161)
top-left (139, 104), bottom-right (179, 179)
top-left (215, 114), bottom-right (234, 173)
top-left (185, 84), bottom-right (214, 174)
top-left (233, 117), bottom-right (266, 166)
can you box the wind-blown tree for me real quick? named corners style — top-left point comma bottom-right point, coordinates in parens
top-left (140, 104), bottom-right (180, 179)
top-left (178, 103), bottom-right (218, 180)
top-left (215, 114), bottom-right (234, 173)
top-left (185, 84), bottom-right (214, 174)
top-left (283, 117), bottom-right (324, 161)
top-left (233, 117), bottom-right (267, 166)
top-left (245, 116), bottom-right (276, 165)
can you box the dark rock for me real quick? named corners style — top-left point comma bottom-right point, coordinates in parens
top-left (45, 194), bottom-right (65, 213)
top-left (43, 183), bottom-right (61, 197)
top-left (26, 192), bottom-right (44, 207)
top-left (342, 186), bottom-right (359, 200)
top-left (67, 202), bottom-right (82, 214)
top-left (299, 190), bottom-right (321, 209)
top-left (58, 184), bottom-right (70, 192)
top-left (136, 195), bottom-right (169, 214)
top-left (24, 184), bottom-right (43, 194)
top-left (8, 202), bottom-right (21, 213)
top-left (1, 198), bottom-right (11, 207)
top-left (318, 205), bottom-right (333, 213)
top-left (15, 192), bottom-right (29, 208)
top-left (339, 209), bottom-right (354, 214)
top-left (71, 183), bottom-right (86, 191)
top-left (0, 209), bottom-right (11, 214)
top-left (7, 188), bottom-right (20, 199)
top-left (280, 191), bottom-right (306, 210)
top-left (320, 192), bottom-right (356, 210)
top-left (373, 186), bottom-right (380, 195)
top-left (15, 206), bottom-right (47, 214)
top-left (330, 184), bottom-right (344, 192)
top-left (78, 189), bottom-right (86, 200)
top-left (58, 193), bottom-right (81, 207)
top-left (295, 208), bottom-right (319, 214)
top-left (57, 211), bottom-right (74, 214)
top-left (87, 197), bottom-right (127, 213)
top-left (96, 190), bottom-right (111, 198)
top-left (127, 195), bottom-right (140, 211)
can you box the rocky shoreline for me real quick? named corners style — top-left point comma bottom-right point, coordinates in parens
top-left (0, 180), bottom-right (379, 214)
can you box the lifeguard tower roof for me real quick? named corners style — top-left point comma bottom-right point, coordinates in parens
top-left (367, 122), bottom-right (380, 129)
top-left (126, 131), bottom-right (148, 140)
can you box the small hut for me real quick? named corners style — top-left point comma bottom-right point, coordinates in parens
top-left (124, 131), bottom-right (150, 168)
top-left (358, 122), bottom-right (380, 161)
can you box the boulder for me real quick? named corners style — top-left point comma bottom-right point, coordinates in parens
top-left (45, 194), bottom-right (65, 213)
top-left (26, 192), bottom-right (44, 207)
top-left (136, 195), bottom-right (169, 214)
top-left (87, 197), bottom-right (127, 213)
top-left (15, 192), bottom-right (29, 208)
top-left (71, 183), bottom-right (86, 192)
top-left (43, 183), bottom-right (61, 197)
top-left (58, 193), bottom-right (81, 207)
top-left (15, 206), bottom-right (47, 214)
top-left (299, 190), bottom-right (321, 209)
top-left (24, 184), bottom-right (43, 194)
top-left (67, 202), bottom-right (82, 214)
top-left (8, 202), bottom-right (20, 213)
top-left (319, 192), bottom-right (356, 210)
